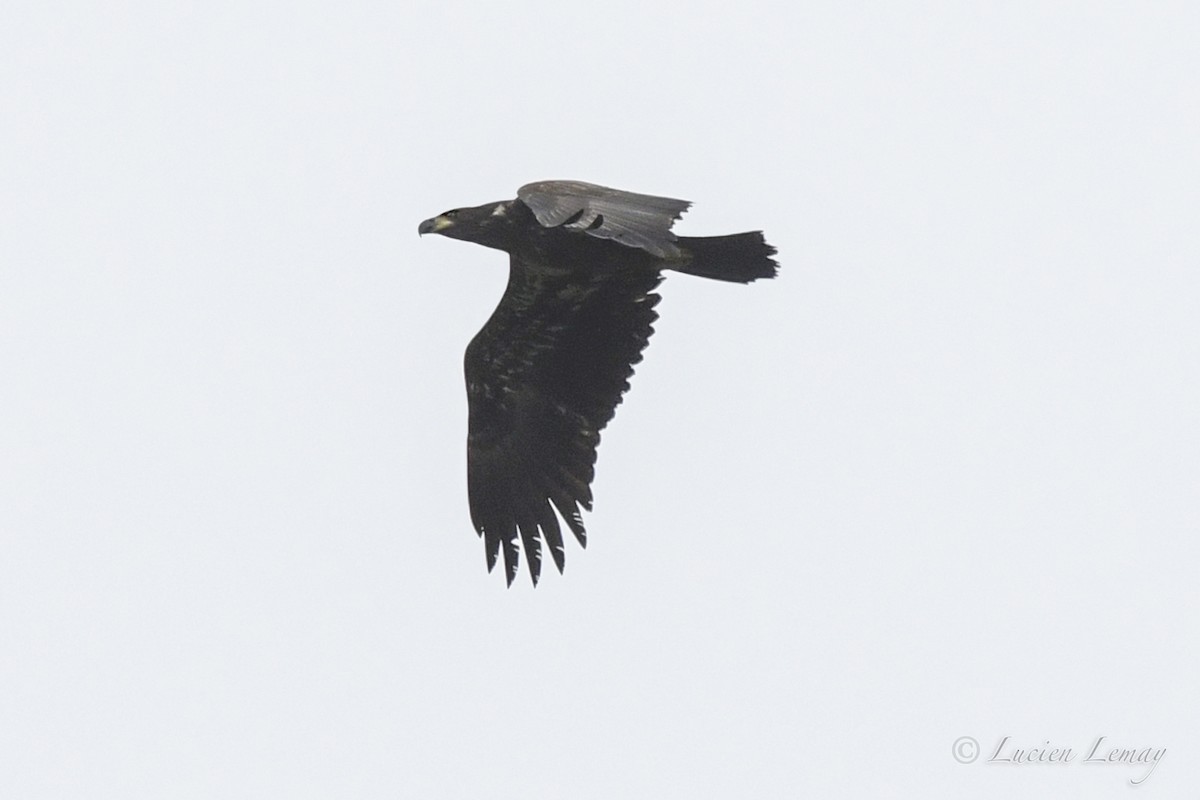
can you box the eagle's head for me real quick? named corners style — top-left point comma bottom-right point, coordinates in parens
top-left (418, 200), bottom-right (522, 251)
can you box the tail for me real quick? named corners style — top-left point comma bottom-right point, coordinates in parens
top-left (672, 232), bottom-right (779, 283)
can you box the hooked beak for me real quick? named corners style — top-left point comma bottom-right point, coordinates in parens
top-left (418, 216), bottom-right (452, 236)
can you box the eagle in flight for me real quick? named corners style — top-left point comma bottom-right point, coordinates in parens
top-left (419, 181), bottom-right (778, 585)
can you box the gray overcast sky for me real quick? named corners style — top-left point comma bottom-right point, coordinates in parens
top-left (2, 1), bottom-right (1197, 797)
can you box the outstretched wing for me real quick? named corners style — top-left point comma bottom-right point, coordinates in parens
top-left (464, 256), bottom-right (663, 585)
top-left (517, 180), bottom-right (691, 259)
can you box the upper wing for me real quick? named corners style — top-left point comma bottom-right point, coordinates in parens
top-left (517, 180), bottom-right (691, 258)
top-left (464, 256), bottom-right (663, 585)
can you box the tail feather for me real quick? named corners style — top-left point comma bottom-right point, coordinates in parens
top-left (672, 232), bottom-right (779, 283)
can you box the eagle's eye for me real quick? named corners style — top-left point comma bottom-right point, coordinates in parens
top-left (445, 209), bottom-right (459, 218)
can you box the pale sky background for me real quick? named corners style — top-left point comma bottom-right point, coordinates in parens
top-left (2, 2), bottom-right (1197, 798)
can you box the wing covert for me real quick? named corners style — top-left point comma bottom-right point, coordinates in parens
top-left (517, 180), bottom-right (691, 258)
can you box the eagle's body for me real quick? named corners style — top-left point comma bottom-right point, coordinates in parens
top-left (419, 181), bottom-right (778, 585)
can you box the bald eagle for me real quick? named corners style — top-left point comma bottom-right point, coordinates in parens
top-left (419, 181), bottom-right (778, 585)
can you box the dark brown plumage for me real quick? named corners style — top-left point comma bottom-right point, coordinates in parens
top-left (419, 181), bottom-right (778, 585)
